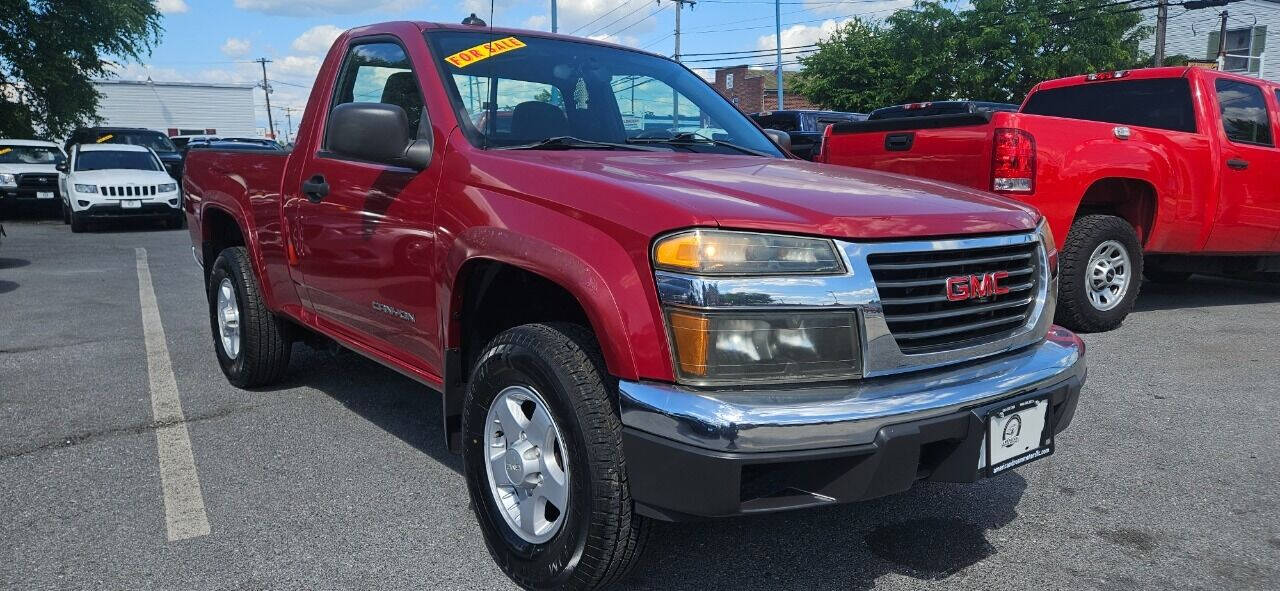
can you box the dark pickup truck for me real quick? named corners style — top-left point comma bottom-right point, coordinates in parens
top-left (184, 21), bottom-right (1085, 590)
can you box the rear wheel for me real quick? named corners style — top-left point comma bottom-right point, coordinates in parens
top-left (463, 323), bottom-right (648, 590)
top-left (207, 246), bottom-right (291, 387)
top-left (1055, 214), bottom-right (1143, 333)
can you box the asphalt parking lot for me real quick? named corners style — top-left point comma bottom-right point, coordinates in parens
top-left (1, 218), bottom-right (1278, 590)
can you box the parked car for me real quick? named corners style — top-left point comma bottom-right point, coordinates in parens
top-left (170, 134), bottom-right (219, 151)
top-left (188, 138), bottom-right (282, 152)
top-left (865, 100), bottom-right (1019, 120)
top-left (750, 109), bottom-right (865, 160)
top-left (57, 144), bottom-right (183, 232)
top-left (183, 22), bottom-right (1085, 590)
top-left (0, 139), bottom-right (67, 218)
top-left (65, 127), bottom-right (184, 180)
top-left (818, 66), bottom-right (1280, 332)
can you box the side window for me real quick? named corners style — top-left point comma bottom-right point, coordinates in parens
top-left (330, 41), bottom-right (424, 142)
top-left (1215, 79), bottom-right (1273, 146)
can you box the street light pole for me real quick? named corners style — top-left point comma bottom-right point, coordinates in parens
top-left (552, 0), bottom-right (558, 33)
top-left (775, 0), bottom-right (783, 109)
top-left (672, 0), bottom-right (695, 128)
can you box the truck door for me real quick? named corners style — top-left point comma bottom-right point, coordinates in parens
top-left (287, 36), bottom-right (444, 369)
top-left (1205, 77), bottom-right (1280, 252)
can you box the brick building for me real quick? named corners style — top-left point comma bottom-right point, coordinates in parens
top-left (710, 65), bottom-right (819, 113)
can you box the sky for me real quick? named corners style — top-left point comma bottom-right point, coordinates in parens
top-left (126, 0), bottom-right (917, 137)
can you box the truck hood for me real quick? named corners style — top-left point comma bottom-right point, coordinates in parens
top-left (0, 163), bottom-right (58, 174)
top-left (502, 152), bottom-right (1039, 240)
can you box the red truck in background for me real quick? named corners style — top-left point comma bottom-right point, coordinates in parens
top-left (182, 21), bottom-right (1086, 590)
top-left (819, 67), bottom-right (1280, 332)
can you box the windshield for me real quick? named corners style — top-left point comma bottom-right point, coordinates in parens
top-left (90, 131), bottom-right (178, 153)
top-left (75, 150), bottom-right (162, 172)
top-left (425, 31), bottom-right (782, 156)
top-left (0, 145), bottom-right (64, 164)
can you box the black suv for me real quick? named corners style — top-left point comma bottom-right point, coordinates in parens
top-left (64, 128), bottom-right (183, 180)
top-left (750, 110), bottom-right (865, 160)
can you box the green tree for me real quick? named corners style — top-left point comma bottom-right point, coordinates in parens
top-left (0, 1), bottom-right (163, 138)
top-left (794, 0), bottom-right (1151, 112)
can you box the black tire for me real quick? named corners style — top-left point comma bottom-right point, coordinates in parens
top-left (61, 202), bottom-right (70, 225)
top-left (1056, 214), bottom-right (1143, 333)
top-left (167, 212), bottom-right (185, 230)
top-left (1144, 267), bottom-right (1191, 284)
top-left (207, 246), bottom-right (291, 387)
top-left (463, 323), bottom-right (648, 590)
top-left (69, 212), bottom-right (87, 233)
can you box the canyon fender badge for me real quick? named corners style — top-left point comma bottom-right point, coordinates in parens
top-left (372, 301), bottom-right (415, 323)
top-left (444, 36), bottom-right (526, 69)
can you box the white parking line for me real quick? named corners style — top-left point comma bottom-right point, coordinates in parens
top-left (136, 247), bottom-right (211, 542)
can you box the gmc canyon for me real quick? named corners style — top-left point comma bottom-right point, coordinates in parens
top-left (820, 67), bottom-right (1280, 332)
top-left (184, 21), bottom-right (1086, 590)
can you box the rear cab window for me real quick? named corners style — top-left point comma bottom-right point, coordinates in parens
top-left (1214, 78), bottom-right (1273, 146)
top-left (1022, 78), bottom-right (1197, 133)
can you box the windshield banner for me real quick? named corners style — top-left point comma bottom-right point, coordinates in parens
top-left (445, 36), bottom-right (526, 69)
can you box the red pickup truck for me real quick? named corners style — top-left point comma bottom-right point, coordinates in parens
top-left (820, 67), bottom-right (1280, 332)
top-left (184, 21), bottom-right (1085, 589)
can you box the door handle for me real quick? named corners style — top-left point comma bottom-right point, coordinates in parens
top-left (1226, 158), bottom-right (1249, 170)
top-left (302, 175), bottom-right (329, 203)
top-left (885, 132), bottom-right (915, 151)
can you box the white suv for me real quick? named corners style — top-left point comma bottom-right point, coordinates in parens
top-left (58, 144), bottom-right (182, 233)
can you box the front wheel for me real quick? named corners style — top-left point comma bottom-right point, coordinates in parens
top-left (69, 212), bottom-right (87, 233)
top-left (1055, 214), bottom-right (1143, 333)
top-left (463, 323), bottom-right (648, 590)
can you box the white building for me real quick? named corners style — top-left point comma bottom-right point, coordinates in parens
top-left (91, 80), bottom-right (259, 137)
top-left (1141, 0), bottom-right (1277, 81)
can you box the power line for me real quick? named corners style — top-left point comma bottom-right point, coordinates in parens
top-left (681, 43), bottom-right (818, 56)
top-left (603, 3), bottom-right (672, 38)
top-left (681, 48), bottom-right (819, 63)
top-left (588, 1), bottom-right (662, 37)
top-left (572, 0), bottom-right (634, 34)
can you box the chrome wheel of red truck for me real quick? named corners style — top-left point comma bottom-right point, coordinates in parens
top-left (483, 384), bottom-right (570, 544)
top-left (1056, 215), bottom-right (1143, 332)
top-left (1085, 240), bottom-right (1133, 311)
top-left (463, 323), bottom-right (648, 590)
top-left (207, 247), bottom-right (292, 388)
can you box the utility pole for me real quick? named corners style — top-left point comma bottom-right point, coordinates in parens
top-left (281, 107), bottom-right (298, 144)
top-left (552, 0), bottom-right (557, 33)
top-left (1153, 0), bottom-right (1168, 67)
top-left (672, 0), bottom-right (696, 128)
top-left (775, 0), bottom-right (783, 109)
top-left (1217, 9), bottom-right (1229, 68)
top-left (255, 58), bottom-right (276, 140)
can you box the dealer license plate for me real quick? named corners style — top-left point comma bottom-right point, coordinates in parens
top-left (121, 200), bottom-right (142, 209)
top-left (979, 397), bottom-right (1053, 476)
top-left (36, 191), bottom-right (54, 199)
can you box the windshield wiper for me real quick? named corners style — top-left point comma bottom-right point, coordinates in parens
top-left (498, 136), bottom-right (664, 152)
top-left (627, 132), bottom-right (773, 157)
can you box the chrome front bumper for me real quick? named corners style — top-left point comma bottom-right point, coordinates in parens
top-left (619, 326), bottom-right (1085, 454)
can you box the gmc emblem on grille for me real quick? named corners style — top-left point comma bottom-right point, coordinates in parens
top-left (945, 271), bottom-right (1011, 302)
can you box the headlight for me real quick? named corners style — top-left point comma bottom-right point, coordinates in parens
top-left (75, 184), bottom-right (98, 194)
top-left (666, 309), bottom-right (859, 384)
top-left (653, 229), bottom-right (843, 275)
top-left (0, 173), bottom-right (15, 187)
top-left (158, 182), bottom-right (178, 193)
top-left (1038, 219), bottom-right (1057, 279)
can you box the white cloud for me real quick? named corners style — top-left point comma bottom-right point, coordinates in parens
top-left (234, 0), bottom-right (422, 16)
top-left (523, 15), bottom-right (549, 30)
top-left (221, 37), bottom-right (252, 57)
top-left (756, 18), bottom-right (851, 55)
top-left (587, 33), bottom-right (641, 48)
top-left (275, 55), bottom-right (324, 81)
top-left (155, 0), bottom-right (189, 13)
top-left (292, 25), bottom-right (345, 54)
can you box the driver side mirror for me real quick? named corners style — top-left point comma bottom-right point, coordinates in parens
top-left (328, 102), bottom-right (432, 170)
top-left (55, 161), bottom-right (68, 173)
top-left (764, 129), bottom-right (792, 153)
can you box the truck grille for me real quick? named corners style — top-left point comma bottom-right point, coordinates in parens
top-left (17, 173), bottom-right (57, 188)
top-left (100, 185), bottom-right (159, 197)
top-left (868, 238), bottom-right (1041, 354)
